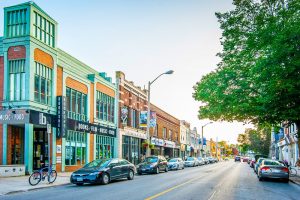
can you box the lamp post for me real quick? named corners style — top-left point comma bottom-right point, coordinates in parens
top-left (146, 70), bottom-right (174, 156)
top-left (201, 122), bottom-right (213, 157)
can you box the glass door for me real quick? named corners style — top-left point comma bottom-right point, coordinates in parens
top-left (33, 129), bottom-right (48, 169)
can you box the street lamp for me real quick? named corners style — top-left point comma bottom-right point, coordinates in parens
top-left (201, 122), bottom-right (213, 157)
top-left (146, 70), bottom-right (174, 156)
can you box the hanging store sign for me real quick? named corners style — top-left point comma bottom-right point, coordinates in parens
top-left (149, 111), bottom-right (156, 128)
top-left (121, 106), bottom-right (128, 125)
top-left (139, 111), bottom-right (147, 128)
top-left (67, 119), bottom-right (117, 137)
top-left (57, 96), bottom-right (67, 138)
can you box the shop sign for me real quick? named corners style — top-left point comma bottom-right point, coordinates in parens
top-left (122, 128), bottom-right (147, 139)
top-left (56, 145), bottom-right (62, 153)
top-left (277, 139), bottom-right (286, 147)
top-left (57, 96), bottom-right (67, 138)
top-left (151, 137), bottom-right (164, 146)
top-left (30, 110), bottom-right (54, 126)
top-left (0, 109), bottom-right (30, 124)
top-left (164, 140), bottom-right (175, 148)
top-left (56, 156), bottom-right (62, 164)
top-left (67, 119), bottom-right (117, 137)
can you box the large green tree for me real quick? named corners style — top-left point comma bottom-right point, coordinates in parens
top-left (193, 0), bottom-right (300, 135)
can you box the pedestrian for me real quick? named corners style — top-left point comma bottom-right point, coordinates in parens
top-left (271, 155), bottom-right (276, 160)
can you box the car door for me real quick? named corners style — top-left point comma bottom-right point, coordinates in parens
top-left (119, 159), bottom-right (129, 177)
top-left (109, 159), bottom-right (122, 180)
top-left (160, 156), bottom-right (167, 170)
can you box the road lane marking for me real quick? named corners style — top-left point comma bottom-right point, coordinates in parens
top-left (144, 177), bottom-right (199, 200)
top-left (208, 190), bottom-right (217, 200)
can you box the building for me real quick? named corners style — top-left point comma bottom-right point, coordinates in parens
top-left (0, 2), bottom-right (118, 174)
top-left (190, 127), bottom-right (200, 157)
top-left (180, 120), bottom-right (190, 159)
top-left (116, 71), bottom-right (147, 165)
top-left (150, 104), bottom-right (180, 159)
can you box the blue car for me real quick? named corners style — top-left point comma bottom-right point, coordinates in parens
top-left (254, 158), bottom-right (266, 174)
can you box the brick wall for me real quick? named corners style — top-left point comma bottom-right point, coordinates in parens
top-left (66, 77), bottom-right (88, 94)
top-left (34, 48), bottom-right (53, 68)
top-left (8, 46), bottom-right (26, 60)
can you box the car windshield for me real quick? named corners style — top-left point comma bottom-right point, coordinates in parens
top-left (84, 159), bottom-right (110, 168)
top-left (264, 160), bottom-right (283, 166)
top-left (144, 157), bottom-right (158, 163)
top-left (169, 159), bottom-right (177, 162)
top-left (187, 157), bottom-right (194, 161)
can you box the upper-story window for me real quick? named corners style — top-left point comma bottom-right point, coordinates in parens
top-left (96, 91), bottom-right (115, 123)
top-left (34, 62), bottom-right (52, 105)
top-left (163, 127), bottom-right (167, 138)
top-left (169, 130), bottom-right (172, 140)
top-left (33, 11), bottom-right (55, 48)
top-left (9, 59), bottom-right (26, 101)
top-left (6, 9), bottom-right (27, 38)
top-left (66, 87), bottom-right (87, 121)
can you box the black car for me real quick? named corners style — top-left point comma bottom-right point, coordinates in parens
top-left (235, 156), bottom-right (241, 162)
top-left (70, 158), bottom-right (136, 186)
top-left (137, 156), bottom-right (168, 175)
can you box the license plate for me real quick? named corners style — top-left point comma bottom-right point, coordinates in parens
top-left (77, 177), bottom-right (83, 181)
top-left (272, 169), bottom-right (280, 173)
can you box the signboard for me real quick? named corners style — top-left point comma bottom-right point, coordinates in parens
top-left (30, 110), bottom-right (54, 126)
top-left (56, 145), bottom-right (62, 153)
top-left (121, 128), bottom-right (147, 139)
top-left (56, 156), bottom-right (62, 164)
top-left (121, 107), bottom-right (128, 125)
top-left (139, 111), bottom-right (147, 128)
top-left (57, 96), bottom-right (67, 138)
top-left (0, 109), bottom-right (30, 124)
top-left (151, 137), bottom-right (175, 148)
top-left (47, 124), bottom-right (51, 134)
top-left (149, 111), bottom-right (156, 128)
top-left (67, 119), bottom-right (117, 137)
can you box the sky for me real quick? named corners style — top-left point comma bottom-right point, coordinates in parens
top-left (0, 0), bottom-right (253, 144)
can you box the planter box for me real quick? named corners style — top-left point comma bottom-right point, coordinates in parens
top-left (0, 165), bottom-right (25, 177)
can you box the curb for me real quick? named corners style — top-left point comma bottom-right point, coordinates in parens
top-left (3, 182), bottom-right (71, 196)
top-left (289, 178), bottom-right (300, 186)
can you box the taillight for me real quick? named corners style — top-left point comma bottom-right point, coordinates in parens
top-left (261, 167), bottom-right (270, 171)
top-left (282, 168), bottom-right (289, 173)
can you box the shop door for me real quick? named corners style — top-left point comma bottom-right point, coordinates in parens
top-left (33, 129), bottom-right (48, 169)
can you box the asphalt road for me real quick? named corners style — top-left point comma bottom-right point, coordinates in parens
top-left (1, 161), bottom-right (300, 200)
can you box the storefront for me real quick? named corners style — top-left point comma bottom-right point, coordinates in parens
top-left (1, 109), bottom-right (56, 173)
top-left (150, 137), bottom-right (176, 159)
top-left (120, 127), bottom-right (146, 165)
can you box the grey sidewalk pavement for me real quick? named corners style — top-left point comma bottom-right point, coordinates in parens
top-left (289, 167), bottom-right (300, 185)
top-left (0, 172), bottom-right (72, 196)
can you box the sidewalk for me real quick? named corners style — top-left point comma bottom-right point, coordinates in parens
top-left (289, 167), bottom-right (300, 185)
top-left (0, 172), bottom-right (72, 196)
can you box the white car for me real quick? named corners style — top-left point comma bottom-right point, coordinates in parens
top-left (197, 157), bottom-right (205, 165)
top-left (184, 157), bottom-right (199, 167)
top-left (167, 158), bottom-right (185, 170)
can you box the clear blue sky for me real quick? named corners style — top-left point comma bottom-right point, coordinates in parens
top-left (0, 0), bottom-right (252, 143)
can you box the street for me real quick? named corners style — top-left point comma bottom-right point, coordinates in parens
top-left (1, 161), bottom-right (300, 200)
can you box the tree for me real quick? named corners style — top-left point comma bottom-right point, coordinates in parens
top-left (193, 0), bottom-right (300, 146)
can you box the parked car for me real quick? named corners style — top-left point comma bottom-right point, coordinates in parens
top-left (207, 157), bottom-right (215, 163)
top-left (234, 156), bottom-right (241, 162)
top-left (242, 157), bottom-right (249, 162)
top-left (185, 157), bottom-right (199, 167)
top-left (203, 157), bottom-right (209, 164)
top-left (168, 158), bottom-right (185, 170)
top-left (254, 158), bottom-right (266, 174)
top-left (197, 157), bottom-right (205, 165)
top-left (137, 156), bottom-right (168, 175)
top-left (257, 159), bottom-right (289, 182)
top-left (70, 158), bottom-right (136, 186)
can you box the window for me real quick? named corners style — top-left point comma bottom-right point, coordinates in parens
top-left (163, 128), bottom-right (167, 138)
top-left (131, 109), bottom-right (137, 128)
top-left (96, 91), bottom-right (115, 123)
top-left (33, 11), bottom-right (55, 47)
top-left (169, 130), bottom-right (172, 140)
top-left (9, 60), bottom-right (25, 101)
top-left (154, 124), bottom-right (158, 136)
top-left (34, 62), bottom-right (52, 105)
top-left (6, 9), bottom-right (27, 38)
top-left (95, 135), bottom-right (114, 159)
top-left (66, 87), bottom-right (87, 121)
top-left (65, 131), bottom-right (86, 166)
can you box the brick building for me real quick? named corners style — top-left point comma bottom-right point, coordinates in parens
top-left (0, 2), bottom-right (118, 174)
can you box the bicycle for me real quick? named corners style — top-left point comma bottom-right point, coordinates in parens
top-left (288, 166), bottom-right (297, 177)
top-left (29, 164), bottom-right (57, 186)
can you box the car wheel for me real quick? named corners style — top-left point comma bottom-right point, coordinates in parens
top-left (138, 172), bottom-right (142, 175)
top-left (283, 179), bottom-right (289, 183)
top-left (258, 175), bottom-right (263, 181)
top-left (102, 173), bottom-right (110, 185)
top-left (156, 167), bottom-right (160, 174)
top-left (76, 183), bottom-right (83, 186)
top-left (127, 170), bottom-right (134, 180)
top-left (165, 166), bottom-right (168, 172)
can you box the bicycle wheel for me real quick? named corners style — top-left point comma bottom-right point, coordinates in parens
top-left (290, 168), bottom-right (297, 177)
top-left (29, 171), bottom-right (42, 186)
top-left (48, 170), bottom-right (57, 183)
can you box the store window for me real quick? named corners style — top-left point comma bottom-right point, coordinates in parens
top-left (65, 131), bottom-right (87, 166)
top-left (95, 135), bottom-right (114, 159)
top-left (66, 87), bottom-right (87, 121)
top-left (122, 136), bottom-right (140, 165)
top-left (9, 59), bottom-right (26, 101)
top-left (96, 91), bottom-right (115, 123)
top-left (10, 126), bottom-right (24, 164)
top-left (34, 62), bottom-right (52, 105)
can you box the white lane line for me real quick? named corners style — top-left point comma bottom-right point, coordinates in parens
top-left (208, 190), bottom-right (217, 200)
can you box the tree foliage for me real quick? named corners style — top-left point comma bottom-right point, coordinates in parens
top-left (193, 0), bottom-right (300, 128)
top-left (237, 125), bottom-right (271, 155)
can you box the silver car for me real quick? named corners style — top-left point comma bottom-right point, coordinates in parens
top-left (184, 157), bottom-right (199, 167)
top-left (167, 158), bottom-right (185, 170)
top-left (197, 157), bottom-right (205, 165)
top-left (257, 159), bottom-right (289, 182)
